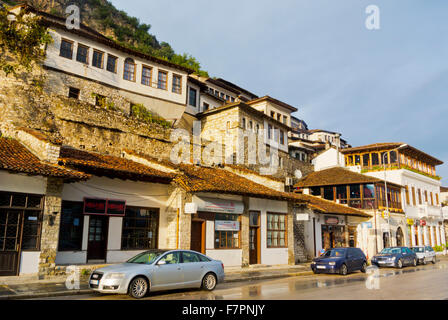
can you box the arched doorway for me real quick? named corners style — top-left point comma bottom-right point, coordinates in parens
top-left (396, 227), bottom-right (404, 246)
top-left (383, 232), bottom-right (390, 248)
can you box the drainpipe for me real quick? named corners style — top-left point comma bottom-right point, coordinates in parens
top-left (176, 208), bottom-right (180, 249)
top-left (313, 217), bottom-right (317, 257)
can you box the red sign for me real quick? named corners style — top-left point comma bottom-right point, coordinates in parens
top-left (84, 198), bottom-right (126, 216)
top-left (420, 220), bottom-right (427, 226)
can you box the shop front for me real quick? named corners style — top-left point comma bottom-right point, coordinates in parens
top-left (321, 216), bottom-right (347, 250)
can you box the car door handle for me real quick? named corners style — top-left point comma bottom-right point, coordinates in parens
top-left (177, 267), bottom-right (182, 270)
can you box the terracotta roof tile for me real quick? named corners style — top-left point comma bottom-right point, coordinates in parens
top-left (295, 194), bottom-right (371, 217)
top-left (59, 147), bottom-right (175, 183)
top-left (295, 167), bottom-right (384, 188)
top-left (0, 137), bottom-right (88, 180)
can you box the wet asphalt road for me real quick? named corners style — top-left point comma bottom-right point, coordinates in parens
top-left (38, 259), bottom-right (448, 300)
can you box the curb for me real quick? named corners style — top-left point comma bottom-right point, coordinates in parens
top-left (0, 270), bottom-right (313, 300)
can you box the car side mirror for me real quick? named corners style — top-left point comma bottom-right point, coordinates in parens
top-left (157, 260), bottom-right (166, 265)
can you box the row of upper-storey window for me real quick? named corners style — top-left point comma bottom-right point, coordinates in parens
top-left (59, 39), bottom-right (183, 94)
top-left (345, 150), bottom-right (436, 176)
top-left (208, 87), bottom-right (236, 103)
top-left (404, 186), bottom-right (440, 207)
top-left (226, 118), bottom-right (286, 146)
top-left (270, 110), bottom-right (288, 125)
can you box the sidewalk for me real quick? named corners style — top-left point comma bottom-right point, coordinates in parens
top-left (0, 262), bottom-right (312, 300)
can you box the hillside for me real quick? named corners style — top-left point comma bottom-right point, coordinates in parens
top-left (2, 0), bottom-right (208, 76)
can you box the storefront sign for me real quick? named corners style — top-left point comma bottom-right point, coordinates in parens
top-left (382, 210), bottom-right (390, 219)
top-left (192, 196), bottom-right (244, 214)
top-left (325, 216), bottom-right (339, 225)
top-left (406, 219), bottom-right (414, 225)
top-left (215, 220), bottom-right (240, 231)
top-left (296, 214), bottom-right (309, 221)
top-left (184, 202), bottom-right (198, 214)
top-left (420, 220), bottom-right (427, 226)
top-left (83, 198), bottom-right (126, 216)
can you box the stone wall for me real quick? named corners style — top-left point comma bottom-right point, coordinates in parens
top-left (292, 205), bottom-right (310, 263)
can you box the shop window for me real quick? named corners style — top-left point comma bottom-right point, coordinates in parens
top-left (267, 213), bottom-right (287, 248)
top-left (59, 201), bottom-right (84, 251)
top-left (21, 210), bottom-right (43, 251)
top-left (363, 184), bottom-right (376, 209)
top-left (121, 207), bottom-right (159, 250)
top-left (371, 153), bottom-right (379, 166)
top-left (323, 186), bottom-right (334, 201)
top-left (214, 213), bottom-right (240, 249)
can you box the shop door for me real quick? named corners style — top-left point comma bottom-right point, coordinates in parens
top-left (249, 212), bottom-right (260, 265)
top-left (87, 215), bottom-right (108, 261)
top-left (190, 220), bottom-right (205, 254)
top-left (0, 210), bottom-right (23, 276)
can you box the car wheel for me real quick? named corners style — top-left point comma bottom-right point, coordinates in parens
top-left (396, 259), bottom-right (403, 269)
top-left (202, 273), bottom-right (217, 291)
top-left (361, 262), bottom-right (367, 273)
top-left (339, 264), bottom-right (348, 276)
top-left (128, 276), bottom-right (149, 299)
top-left (412, 258), bottom-right (417, 267)
top-left (432, 256), bottom-right (436, 264)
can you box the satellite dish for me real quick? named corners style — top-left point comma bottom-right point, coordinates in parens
top-left (294, 169), bottom-right (303, 179)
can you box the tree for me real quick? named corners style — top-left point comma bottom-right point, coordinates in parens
top-left (0, 7), bottom-right (53, 76)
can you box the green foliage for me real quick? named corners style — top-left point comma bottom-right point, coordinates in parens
top-left (130, 103), bottom-right (172, 128)
top-left (90, 92), bottom-right (118, 111)
top-left (361, 164), bottom-right (442, 181)
top-left (0, 7), bottom-right (53, 76)
top-left (433, 245), bottom-right (444, 252)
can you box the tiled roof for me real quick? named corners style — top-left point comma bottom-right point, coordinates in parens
top-left (16, 127), bottom-right (63, 145)
top-left (295, 167), bottom-right (384, 188)
top-left (0, 137), bottom-right (88, 180)
top-left (246, 96), bottom-right (298, 112)
top-left (296, 194), bottom-right (371, 217)
top-left (59, 147), bottom-right (175, 183)
top-left (341, 143), bottom-right (404, 153)
top-left (441, 186), bottom-right (448, 193)
top-left (224, 164), bottom-right (284, 182)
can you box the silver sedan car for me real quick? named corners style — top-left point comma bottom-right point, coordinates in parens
top-left (88, 249), bottom-right (225, 298)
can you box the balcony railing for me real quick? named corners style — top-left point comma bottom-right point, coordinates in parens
top-left (358, 163), bottom-right (441, 181)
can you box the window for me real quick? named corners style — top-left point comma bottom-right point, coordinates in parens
top-left (68, 87), bottom-right (80, 99)
top-left (346, 156), bottom-right (354, 166)
top-left (214, 214), bottom-right (240, 249)
top-left (267, 213), bottom-right (287, 248)
top-left (58, 201), bottom-right (84, 251)
top-left (181, 251), bottom-right (201, 263)
top-left (405, 186), bottom-right (410, 205)
top-left (363, 184), bottom-right (376, 209)
top-left (121, 207), bottom-right (159, 250)
top-left (94, 94), bottom-right (106, 107)
top-left (203, 102), bottom-right (210, 112)
top-left (412, 187), bottom-right (416, 206)
top-left (188, 87), bottom-right (197, 106)
top-left (381, 152), bottom-right (389, 165)
top-left (124, 58), bottom-right (136, 81)
top-left (362, 154), bottom-right (370, 167)
top-left (336, 185), bottom-right (347, 203)
top-left (59, 39), bottom-right (73, 59)
top-left (256, 124), bottom-right (260, 134)
top-left (249, 120), bottom-right (253, 131)
top-left (371, 153), bottom-right (379, 166)
top-left (268, 124), bottom-right (272, 139)
top-left (390, 151), bottom-right (398, 164)
top-left (92, 50), bottom-right (104, 69)
top-left (220, 92), bottom-right (225, 99)
top-left (280, 130), bottom-right (285, 145)
top-left (277, 114), bottom-right (281, 121)
top-left (424, 190), bottom-right (428, 203)
top-left (417, 189), bottom-right (422, 205)
top-left (231, 97), bottom-right (235, 102)
top-left (271, 111), bottom-right (275, 118)
top-left (76, 44), bottom-right (89, 64)
top-left (324, 186), bottom-right (334, 200)
top-left (242, 118), bottom-right (246, 129)
top-left (158, 70), bottom-right (168, 90)
top-left (141, 66), bottom-right (152, 86)
top-left (158, 251), bottom-right (180, 264)
top-left (225, 95), bottom-right (230, 101)
top-left (436, 194), bottom-right (439, 205)
top-left (283, 115), bottom-right (287, 124)
top-left (430, 192), bottom-right (434, 206)
top-left (172, 74), bottom-right (182, 94)
top-left (354, 155), bottom-right (361, 165)
top-left (350, 185), bottom-right (361, 199)
top-left (106, 55), bottom-right (117, 73)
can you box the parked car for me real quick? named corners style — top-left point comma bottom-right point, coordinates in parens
top-left (371, 247), bottom-right (417, 268)
top-left (88, 249), bottom-right (225, 298)
top-left (411, 246), bottom-right (437, 265)
top-left (311, 247), bottom-right (367, 275)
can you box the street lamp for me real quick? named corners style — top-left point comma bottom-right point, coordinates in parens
top-left (382, 144), bottom-right (407, 247)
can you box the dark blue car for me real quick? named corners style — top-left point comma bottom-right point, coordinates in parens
top-left (311, 248), bottom-right (367, 275)
top-left (371, 247), bottom-right (417, 268)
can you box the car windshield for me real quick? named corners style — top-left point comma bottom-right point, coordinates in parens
top-left (127, 251), bottom-right (166, 264)
top-left (380, 248), bottom-right (401, 254)
top-left (323, 249), bottom-right (346, 257)
top-left (412, 247), bottom-right (424, 253)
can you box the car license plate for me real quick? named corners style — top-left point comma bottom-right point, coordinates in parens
top-left (317, 265), bottom-right (326, 269)
top-left (90, 280), bottom-right (99, 285)
top-left (378, 261), bottom-right (385, 264)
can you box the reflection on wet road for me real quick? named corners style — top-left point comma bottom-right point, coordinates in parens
top-left (43, 260), bottom-right (448, 300)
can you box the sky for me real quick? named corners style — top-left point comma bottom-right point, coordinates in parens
top-left (109, 0), bottom-right (448, 185)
